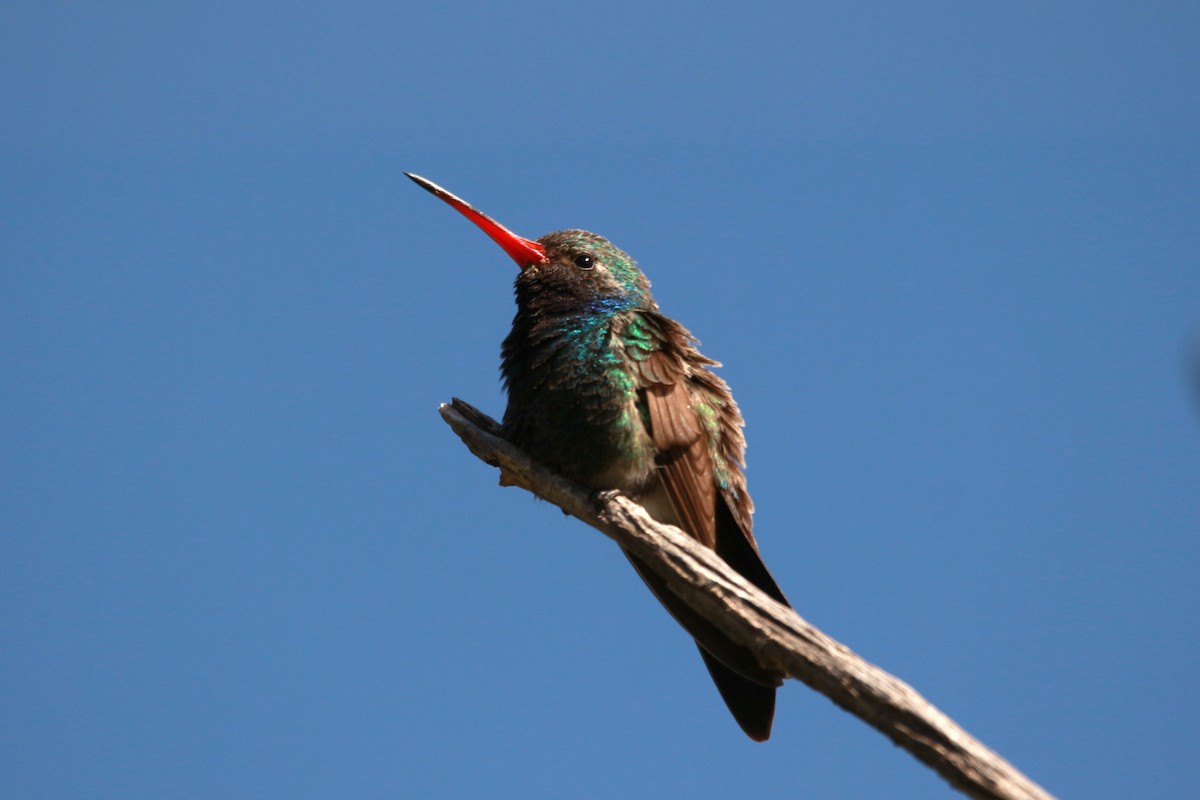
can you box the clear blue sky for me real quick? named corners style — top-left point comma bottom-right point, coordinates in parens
top-left (3, 2), bottom-right (1198, 798)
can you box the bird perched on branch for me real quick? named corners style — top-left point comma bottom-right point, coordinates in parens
top-left (407, 173), bottom-right (791, 740)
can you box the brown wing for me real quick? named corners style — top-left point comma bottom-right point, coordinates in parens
top-left (644, 380), bottom-right (717, 549)
top-left (625, 312), bottom-right (749, 549)
top-left (629, 313), bottom-right (787, 602)
top-left (622, 311), bottom-right (788, 740)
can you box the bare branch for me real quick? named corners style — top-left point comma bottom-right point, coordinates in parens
top-left (439, 398), bottom-right (1056, 800)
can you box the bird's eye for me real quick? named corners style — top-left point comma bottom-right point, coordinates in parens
top-left (572, 253), bottom-right (595, 270)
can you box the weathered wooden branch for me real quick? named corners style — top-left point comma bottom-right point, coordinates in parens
top-left (439, 398), bottom-right (1056, 800)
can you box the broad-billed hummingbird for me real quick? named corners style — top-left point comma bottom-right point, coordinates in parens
top-left (407, 173), bottom-right (790, 741)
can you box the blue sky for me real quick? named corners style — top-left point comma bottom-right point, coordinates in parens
top-left (2, 2), bottom-right (1198, 798)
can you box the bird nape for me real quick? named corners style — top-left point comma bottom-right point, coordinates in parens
top-left (407, 172), bottom-right (791, 741)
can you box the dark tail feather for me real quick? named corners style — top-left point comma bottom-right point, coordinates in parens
top-left (624, 551), bottom-right (782, 687)
top-left (623, 550), bottom-right (783, 741)
top-left (621, 496), bottom-right (790, 740)
top-left (698, 645), bottom-right (776, 741)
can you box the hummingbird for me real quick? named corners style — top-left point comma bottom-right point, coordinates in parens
top-left (407, 173), bottom-right (790, 741)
